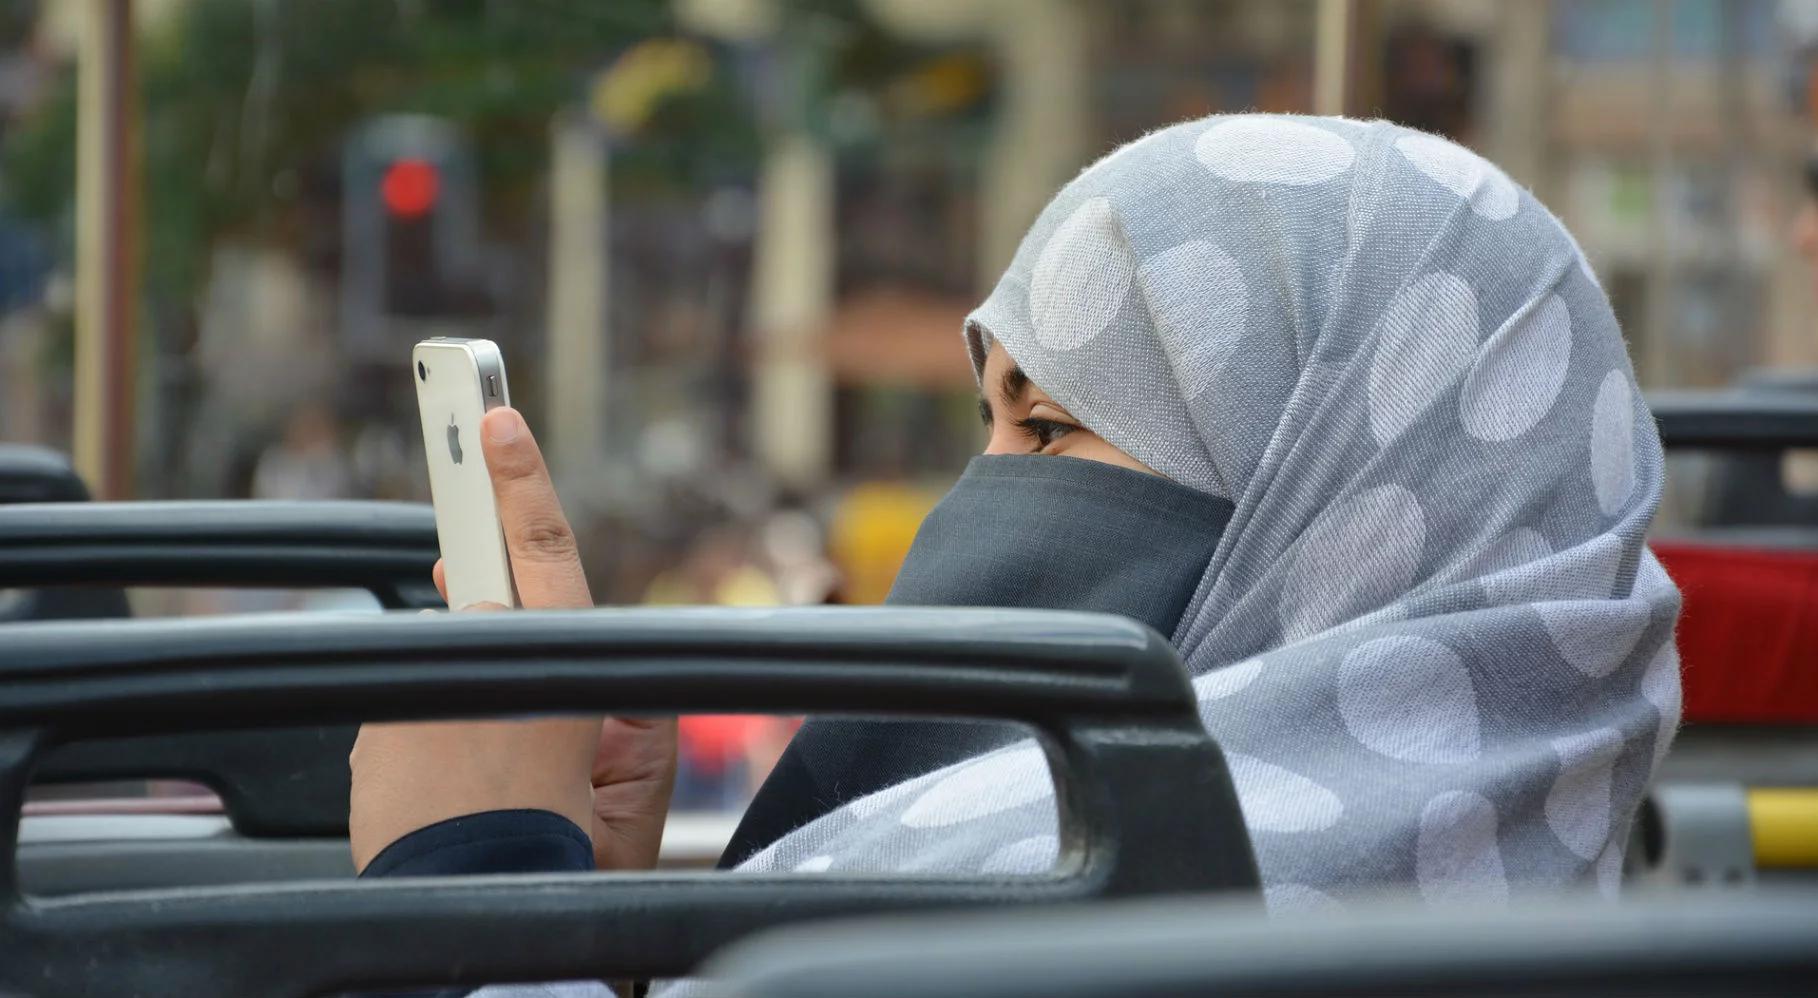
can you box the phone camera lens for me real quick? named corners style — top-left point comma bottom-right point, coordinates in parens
top-left (417, 361), bottom-right (427, 381)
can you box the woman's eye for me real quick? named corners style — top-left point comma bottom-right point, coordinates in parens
top-left (1015, 416), bottom-right (1077, 451)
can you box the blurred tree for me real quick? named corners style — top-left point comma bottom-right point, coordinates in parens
top-left (0, 0), bottom-right (768, 299)
top-left (0, 0), bottom-right (975, 502)
top-left (0, 0), bottom-right (984, 303)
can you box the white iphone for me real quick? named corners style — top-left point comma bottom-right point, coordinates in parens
top-left (412, 337), bottom-right (517, 609)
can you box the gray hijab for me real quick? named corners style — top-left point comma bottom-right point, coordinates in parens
top-left (732, 113), bottom-right (1681, 905)
top-left (497, 114), bottom-right (1683, 997)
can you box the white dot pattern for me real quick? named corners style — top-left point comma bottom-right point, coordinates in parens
top-left (1193, 658), bottom-right (1262, 700)
top-left (1590, 371), bottom-right (1637, 515)
top-left (1416, 791), bottom-right (1509, 905)
top-left (1029, 197), bottom-right (1135, 351)
top-left (1596, 842), bottom-right (1624, 898)
top-left (1281, 485), bottom-right (1426, 641)
top-left (1339, 636), bottom-right (1481, 763)
top-left (1410, 792), bottom-right (1512, 901)
top-left (1635, 546), bottom-right (1673, 592)
top-left (1458, 527), bottom-right (1552, 589)
top-left (1226, 753), bottom-right (1344, 833)
top-left (1394, 132), bottom-right (1520, 220)
top-left (847, 768), bottom-right (942, 820)
top-left (899, 745), bottom-right (1053, 829)
top-left (1195, 117), bottom-right (1355, 186)
top-left (979, 835), bottom-right (1059, 875)
top-left (1460, 293), bottom-right (1573, 442)
top-left (1547, 728), bottom-right (1624, 860)
top-left (1138, 240), bottom-right (1249, 400)
top-left (1369, 272), bottom-right (1480, 446)
top-left (1536, 599), bottom-right (1651, 678)
top-left (1570, 535), bottom-right (1628, 600)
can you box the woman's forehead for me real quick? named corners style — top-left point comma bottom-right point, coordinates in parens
top-left (979, 343), bottom-right (1039, 404)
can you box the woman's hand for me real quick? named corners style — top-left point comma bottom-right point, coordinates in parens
top-left (349, 407), bottom-right (678, 872)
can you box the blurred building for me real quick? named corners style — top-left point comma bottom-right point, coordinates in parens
top-left (1, 0), bottom-right (1816, 821)
top-left (0, 0), bottom-right (1814, 581)
top-left (1512, 0), bottom-right (1806, 385)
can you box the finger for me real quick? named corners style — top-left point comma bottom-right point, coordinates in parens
top-left (480, 407), bottom-right (592, 609)
top-left (431, 559), bottom-right (448, 605)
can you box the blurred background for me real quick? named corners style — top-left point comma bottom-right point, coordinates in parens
top-left (3, 0), bottom-right (1817, 812)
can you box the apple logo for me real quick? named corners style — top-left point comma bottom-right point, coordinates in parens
top-left (446, 415), bottom-right (463, 465)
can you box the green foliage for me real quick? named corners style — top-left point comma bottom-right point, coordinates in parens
top-left (2, 0), bottom-right (759, 298)
top-left (0, 0), bottom-right (951, 305)
top-left (0, 69), bottom-right (76, 232)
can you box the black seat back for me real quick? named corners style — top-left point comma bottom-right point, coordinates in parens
top-left (706, 891), bottom-right (1818, 998)
top-left (0, 606), bottom-right (1258, 997)
top-left (1, 499), bottom-right (442, 834)
top-left (0, 446), bottom-right (130, 622)
top-left (1647, 385), bottom-right (1818, 527)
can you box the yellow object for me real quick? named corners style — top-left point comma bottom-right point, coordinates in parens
top-left (829, 482), bottom-right (939, 604)
top-left (592, 38), bottom-right (714, 136)
top-left (643, 565), bottom-right (780, 607)
top-left (714, 565), bottom-right (783, 607)
top-left (1748, 789), bottom-right (1818, 868)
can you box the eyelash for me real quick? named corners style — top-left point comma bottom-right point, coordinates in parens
top-left (1015, 415), bottom-right (1077, 451)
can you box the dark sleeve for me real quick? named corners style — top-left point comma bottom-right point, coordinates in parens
top-left (356, 809), bottom-right (594, 998)
top-left (360, 808), bottom-right (594, 879)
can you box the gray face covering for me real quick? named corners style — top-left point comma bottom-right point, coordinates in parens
top-left (890, 454), bottom-right (1234, 624)
top-left (721, 453), bottom-right (1233, 867)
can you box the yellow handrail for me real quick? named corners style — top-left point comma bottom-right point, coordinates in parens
top-left (1748, 789), bottom-right (1818, 868)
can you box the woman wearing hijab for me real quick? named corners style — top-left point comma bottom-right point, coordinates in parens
top-left (351, 115), bottom-right (1683, 987)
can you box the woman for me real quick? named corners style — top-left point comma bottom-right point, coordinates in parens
top-left (351, 114), bottom-right (1682, 984)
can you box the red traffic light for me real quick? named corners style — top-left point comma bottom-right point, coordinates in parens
top-left (381, 158), bottom-right (440, 219)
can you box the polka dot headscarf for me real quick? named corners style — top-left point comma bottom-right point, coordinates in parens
top-left (614, 115), bottom-right (1689, 998)
top-left (728, 114), bottom-right (1681, 910)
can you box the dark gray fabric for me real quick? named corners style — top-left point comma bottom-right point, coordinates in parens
top-left (889, 454), bottom-right (1236, 615)
top-left (360, 809), bottom-right (593, 879)
top-left (721, 454), bottom-right (1233, 867)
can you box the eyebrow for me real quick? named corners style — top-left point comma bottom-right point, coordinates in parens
top-left (979, 364), bottom-right (1031, 428)
top-left (1001, 363), bottom-right (1030, 401)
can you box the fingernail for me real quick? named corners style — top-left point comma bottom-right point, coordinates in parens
top-left (486, 408), bottom-right (522, 445)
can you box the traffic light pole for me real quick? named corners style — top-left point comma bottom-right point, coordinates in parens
top-left (73, 0), bottom-right (140, 500)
